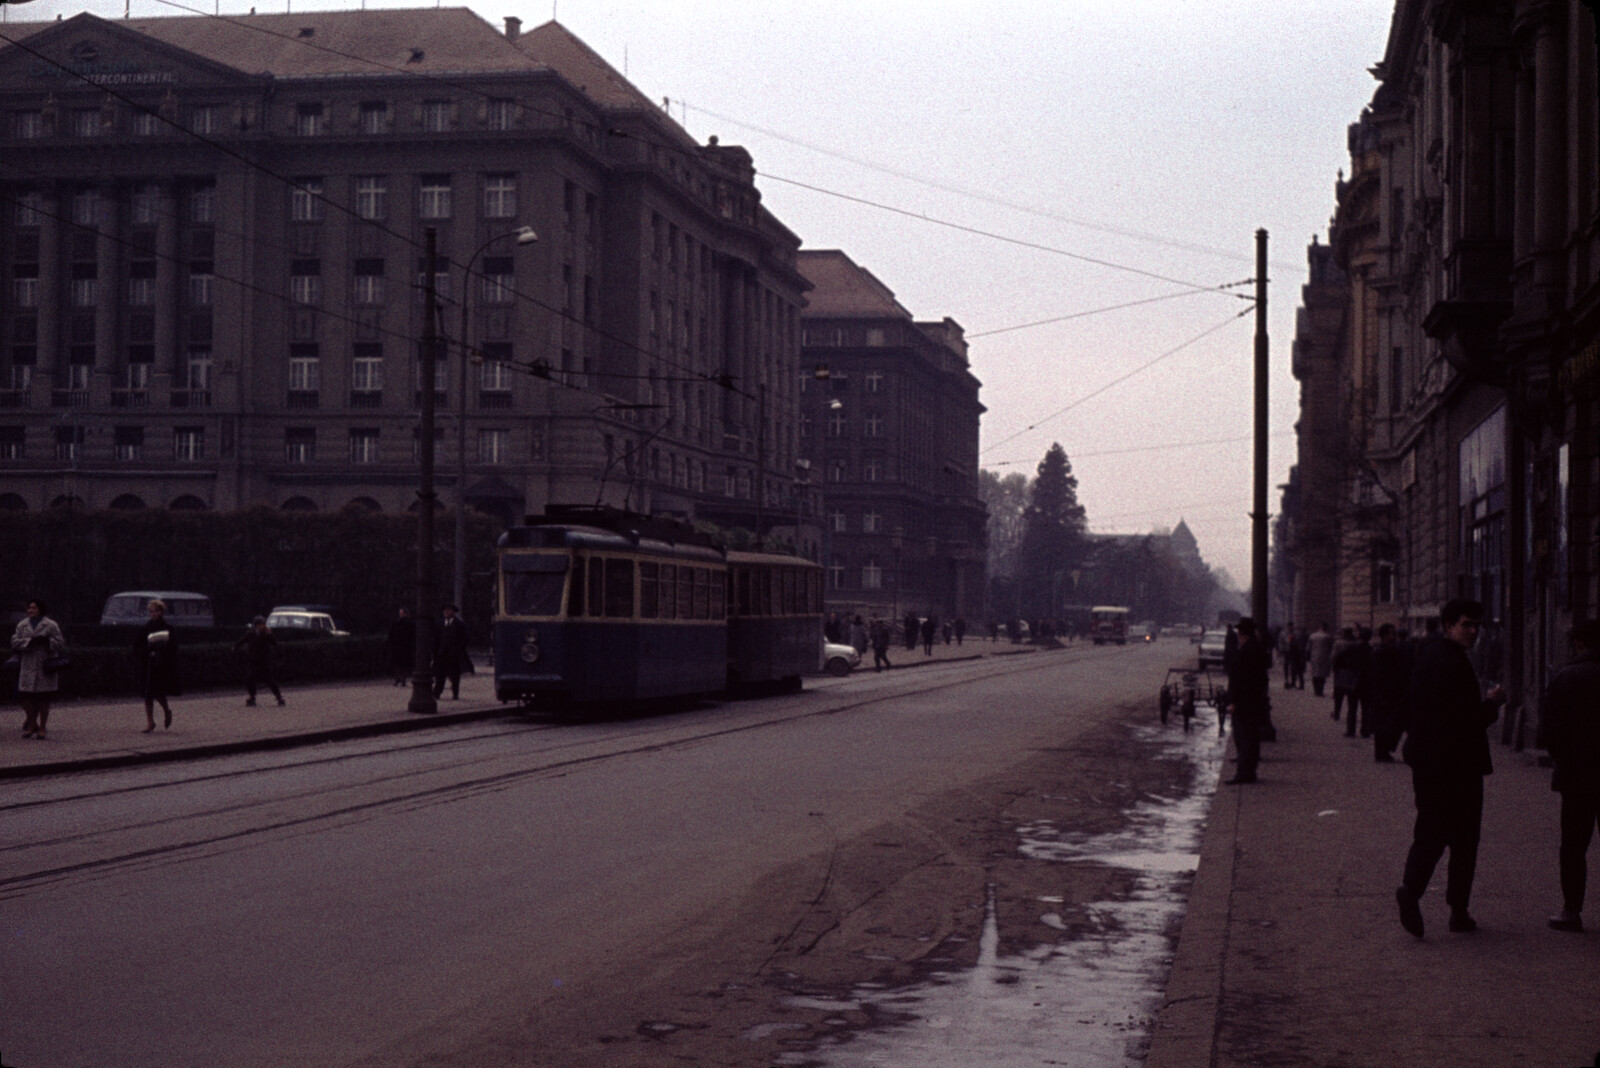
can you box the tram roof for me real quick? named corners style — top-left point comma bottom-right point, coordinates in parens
top-left (500, 523), bottom-right (725, 561)
top-left (725, 549), bottom-right (823, 570)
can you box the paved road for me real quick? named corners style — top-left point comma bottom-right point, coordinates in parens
top-left (2, 642), bottom-right (1192, 1068)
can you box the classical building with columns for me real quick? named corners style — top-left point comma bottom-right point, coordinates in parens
top-left (0, 9), bottom-right (807, 528)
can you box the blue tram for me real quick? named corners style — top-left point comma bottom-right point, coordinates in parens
top-left (493, 509), bottom-right (822, 707)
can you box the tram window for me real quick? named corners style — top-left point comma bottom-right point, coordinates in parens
top-left (711, 569), bottom-right (725, 618)
top-left (737, 568), bottom-right (752, 615)
top-left (501, 555), bottom-right (569, 617)
top-left (605, 558), bottom-right (635, 617)
top-left (639, 562), bottom-right (659, 618)
top-left (678, 565), bottom-right (694, 618)
top-left (569, 555), bottom-right (584, 616)
top-left (693, 567), bottom-right (711, 619)
top-left (588, 557), bottom-right (604, 617)
top-left (660, 564), bottom-right (677, 619)
top-left (811, 571), bottom-right (822, 613)
top-left (758, 569), bottom-right (772, 616)
top-left (782, 569), bottom-right (796, 614)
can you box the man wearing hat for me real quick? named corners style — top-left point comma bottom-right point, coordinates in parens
top-left (432, 603), bottom-right (472, 700)
top-left (233, 615), bottom-right (285, 707)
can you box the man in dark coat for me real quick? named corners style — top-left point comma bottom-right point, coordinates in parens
top-left (234, 615), bottom-right (285, 707)
top-left (1225, 617), bottom-right (1270, 784)
top-left (1395, 598), bottom-right (1505, 938)
top-left (1369, 623), bottom-right (1408, 762)
top-left (920, 615), bottom-right (937, 656)
top-left (1541, 619), bottom-right (1600, 933)
top-left (386, 606), bottom-right (416, 686)
top-left (431, 603), bottom-right (471, 700)
top-left (904, 611), bottom-right (920, 652)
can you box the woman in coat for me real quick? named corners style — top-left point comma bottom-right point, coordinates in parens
top-left (133, 598), bottom-right (181, 731)
top-left (11, 598), bottom-right (65, 739)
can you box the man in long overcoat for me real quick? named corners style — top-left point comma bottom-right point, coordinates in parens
top-left (431, 603), bottom-right (472, 700)
top-left (1395, 598), bottom-right (1505, 938)
top-left (1541, 619), bottom-right (1600, 932)
top-left (1225, 617), bottom-right (1270, 784)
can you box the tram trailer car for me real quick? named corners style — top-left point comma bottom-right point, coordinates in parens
top-left (495, 517), bottom-right (824, 708)
top-left (495, 522), bottom-right (728, 706)
top-left (725, 550), bottom-right (825, 691)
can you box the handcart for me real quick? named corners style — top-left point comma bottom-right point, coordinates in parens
top-left (1158, 665), bottom-right (1226, 731)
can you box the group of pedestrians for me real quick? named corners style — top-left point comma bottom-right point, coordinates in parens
top-left (384, 604), bottom-right (474, 699)
top-left (1270, 601), bottom-right (1600, 940)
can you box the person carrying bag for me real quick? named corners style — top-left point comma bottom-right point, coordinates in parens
top-left (11, 597), bottom-right (66, 740)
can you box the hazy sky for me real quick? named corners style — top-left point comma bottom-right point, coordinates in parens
top-left (10, 0), bottom-right (1395, 585)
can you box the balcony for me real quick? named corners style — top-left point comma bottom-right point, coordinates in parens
top-left (349, 390), bottom-right (383, 410)
top-left (478, 390), bottom-right (513, 410)
top-left (170, 390), bottom-right (212, 409)
top-left (111, 389), bottom-right (149, 409)
top-left (0, 390), bottom-right (29, 408)
top-left (286, 391), bottom-right (320, 410)
top-left (51, 390), bottom-right (90, 408)
top-left (413, 390), bottom-right (447, 408)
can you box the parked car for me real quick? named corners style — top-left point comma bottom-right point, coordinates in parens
top-left (101, 590), bottom-right (214, 629)
top-left (268, 604), bottom-right (343, 629)
top-left (823, 639), bottom-right (861, 677)
top-left (265, 610), bottom-right (349, 637)
top-left (1128, 622), bottom-right (1156, 643)
top-left (1197, 628), bottom-right (1230, 668)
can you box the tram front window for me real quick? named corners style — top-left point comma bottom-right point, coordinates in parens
top-left (502, 554), bottom-right (569, 617)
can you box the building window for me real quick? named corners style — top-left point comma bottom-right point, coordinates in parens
top-left (480, 256), bottom-right (514, 303)
top-left (289, 260), bottom-right (321, 305)
top-left (70, 278), bottom-right (97, 307)
top-left (71, 191), bottom-right (99, 227)
top-left (130, 184), bottom-right (160, 225)
top-left (486, 98), bottom-right (516, 130)
top-left (865, 371), bottom-right (883, 393)
top-left (127, 276), bottom-right (155, 306)
top-left (290, 179), bottom-right (324, 222)
top-left (862, 560), bottom-right (883, 590)
top-left (288, 348), bottom-right (320, 392)
top-left (185, 349), bottom-right (213, 400)
top-left (829, 460), bottom-right (847, 483)
top-left (189, 105), bottom-right (218, 135)
top-left (191, 184), bottom-right (215, 224)
top-left (828, 564), bottom-right (845, 590)
top-left (15, 192), bottom-right (44, 227)
top-left (418, 176), bottom-right (451, 219)
top-left (349, 428), bottom-right (379, 464)
top-left (0, 426), bottom-right (24, 460)
top-left (866, 328), bottom-right (886, 347)
top-left (355, 176), bottom-right (387, 220)
top-left (863, 458), bottom-right (882, 482)
top-left (353, 259), bottom-right (385, 304)
top-left (294, 102), bottom-right (325, 136)
top-left (358, 101), bottom-right (388, 134)
top-left (479, 359), bottom-right (511, 392)
top-left (14, 111), bottom-right (44, 139)
top-left (1375, 561), bottom-right (1396, 604)
top-left (130, 110), bottom-right (159, 136)
top-left (483, 174), bottom-right (517, 218)
top-left (62, 363), bottom-right (91, 392)
top-left (352, 344), bottom-right (384, 391)
top-left (1458, 406), bottom-right (1507, 621)
top-left (55, 424), bottom-right (84, 460)
top-left (863, 413), bottom-right (883, 437)
top-left (830, 510), bottom-right (846, 533)
top-left (113, 426), bottom-right (144, 461)
top-left (189, 267), bottom-right (214, 306)
top-left (285, 427), bottom-right (315, 463)
top-left (478, 428), bottom-right (509, 464)
top-left (173, 427), bottom-right (204, 461)
top-left (72, 109), bottom-right (101, 137)
top-left (863, 511), bottom-right (881, 533)
top-left (414, 259), bottom-right (450, 302)
top-left (421, 100), bottom-right (451, 132)
top-left (12, 278), bottom-right (38, 308)
top-left (827, 410), bottom-right (845, 437)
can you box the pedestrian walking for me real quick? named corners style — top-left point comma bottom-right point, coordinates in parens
top-left (1307, 621), bottom-right (1334, 697)
top-left (1369, 623), bottom-right (1407, 761)
top-left (11, 598), bottom-right (65, 740)
top-left (921, 614), bottom-right (937, 656)
top-left (988, 619), bottom-right (1000, 642)
top-left (1395, 598), bottom-right (1506, 938)
top-left (849, 615), bottom-right (869, 655)
top-left (431, 603), bottom-right (471, 700)
top-left (1540, 619), bottom-right (1600, 933)
top-left (1225, 617), bottom-right (1270, 784)
top-left (953, 617), bottom-right (966, 646)
top-left (870, 617), bottom-right (892, 671)
top-left (234, 616), bottom-right (285, 707)
top-left (134, 598), bottom-right (181, 732)
top-left (1332, 627), bottom-right (1364, 734)
top-left (386, 606), bottom-right (416, 686)
top-left (1286, 625), bottom-right (1307, 689)
top-left (904, 612), bottom-right (919, 652)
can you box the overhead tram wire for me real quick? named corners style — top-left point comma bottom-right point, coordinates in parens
top-left (983, 430), bottom-right (1295, 467)
top-left (967, 288), bottom-right (1239, 340)
top-left (980, 304), bottom-right (1256, 457)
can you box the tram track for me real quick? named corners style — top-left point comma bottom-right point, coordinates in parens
top-left (3, 643), bottom-right (1115, 897)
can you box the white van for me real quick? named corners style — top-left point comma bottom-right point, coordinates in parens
top-left (100, 591), bottom-right (215, 629)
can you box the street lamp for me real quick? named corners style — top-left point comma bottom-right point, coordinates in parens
top-left (453, 225), bottom-right (537, 620)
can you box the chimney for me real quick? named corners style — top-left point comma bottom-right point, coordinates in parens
top-left (504, 16), bottom-right (521, 40)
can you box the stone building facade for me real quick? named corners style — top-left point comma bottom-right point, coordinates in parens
top-left (796, 250), bottom-right (986, 623)
top-left (0, 11), bottom-right (807, 531)
top-left (1286, 0), bottom-right (1598, 730)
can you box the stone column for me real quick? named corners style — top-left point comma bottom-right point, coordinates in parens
top-left (155, 182), bottom-right (179, 385)
top-left (94, 184), bottom-right (118, 380)
top-left (36, 186), bottom-right (61, 381)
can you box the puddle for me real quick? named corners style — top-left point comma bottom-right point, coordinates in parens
top-left (787, 723), bottom-right (1223, 1068)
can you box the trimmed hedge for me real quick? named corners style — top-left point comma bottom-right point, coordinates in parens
top-left (48, 635), bottom-right (390, 699)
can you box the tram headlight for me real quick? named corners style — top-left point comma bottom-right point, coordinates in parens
top-left (520, 626), bottom-right (540, 664)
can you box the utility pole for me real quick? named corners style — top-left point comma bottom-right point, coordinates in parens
top-left (754, 381), bottom-right (766, 546)
top-left (409, 227), bottom-right (440, 715)
top-left (1251, 228), bottom-right (1269, 629)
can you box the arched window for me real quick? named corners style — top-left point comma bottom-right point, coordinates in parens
top-left (0, 493), bottom-right (27, 511)
top-left (170, 495), bottom-right (208, 511)
top-left (281, 496), bottom-right (318, 512)
top-left (346, 496), bottom-right (382, 513)
top-left (109, 494), bottom-right (148, 510)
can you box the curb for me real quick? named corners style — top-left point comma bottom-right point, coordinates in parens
top-left (1144, 756), bottom-right (1238, 1068)
top-left (0, 705), bottom-right (508, 781)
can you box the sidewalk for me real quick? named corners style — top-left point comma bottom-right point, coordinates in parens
top-left (0, 670), bottom-right (504, 780)
top-left (1147, 679), bottom-right (1600, 1068)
